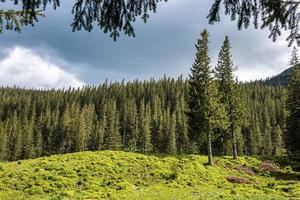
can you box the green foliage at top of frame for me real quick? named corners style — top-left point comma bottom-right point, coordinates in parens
top-left (0, 150), bottom-right (299, 200)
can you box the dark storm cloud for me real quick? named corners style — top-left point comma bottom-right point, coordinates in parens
top-left (0, 0), bottom-right (292, 86)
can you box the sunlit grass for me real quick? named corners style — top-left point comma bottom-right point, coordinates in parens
top-left (0, 151), bottom-right (299, 199)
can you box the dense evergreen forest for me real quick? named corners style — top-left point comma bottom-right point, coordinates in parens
top-left (0, 78), bottom-right (287, 161)
top-left (0, 31), bottom-right (299, 163)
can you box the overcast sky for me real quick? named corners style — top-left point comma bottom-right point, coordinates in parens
top-left (0, 0), bottom-right (292, 89)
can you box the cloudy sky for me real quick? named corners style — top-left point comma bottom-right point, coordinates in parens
top-left (0, 0), bottom-right (292, 89)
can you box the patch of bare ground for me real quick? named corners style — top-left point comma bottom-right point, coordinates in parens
top-left (236, 164), bottom-right (255, 176)
top-left (224, 162), bottom-right (255, 176)
top-left (260, 160), bottom-right (281, 173)
top-left (226, 176), bottom-right (252, 184)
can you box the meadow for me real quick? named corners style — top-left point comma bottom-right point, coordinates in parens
top-left (0, 151), bottom-right (299, 200)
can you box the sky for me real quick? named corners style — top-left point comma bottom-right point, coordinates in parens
top-left (0, 0), bottom-right (293, 89)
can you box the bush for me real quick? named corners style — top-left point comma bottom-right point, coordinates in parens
top-left (284, 166), bottom-right (293, 173)
top-left (25, 186), bottom-right (44, 195)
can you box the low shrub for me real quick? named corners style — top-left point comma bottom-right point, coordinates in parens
top-left (284, 166), bottom-right (293, 173)
top-left (25, 186), bottom-right (44, 195)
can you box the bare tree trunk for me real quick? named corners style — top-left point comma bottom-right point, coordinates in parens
top-left (207, 131), bottom-right (213, 166)
top-left (122, 115), bottom-right (126, 144)
top-left (232, 124), bottom-right (238, 160)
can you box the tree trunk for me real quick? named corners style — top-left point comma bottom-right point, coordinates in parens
top-left (207, 131), bottom-right (213, 166)
top-left (122, 115), bottom-right (126, 144)
top-left (232, 124), bottom-right (238, 159)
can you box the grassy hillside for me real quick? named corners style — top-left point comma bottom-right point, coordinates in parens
top-left (0, 151), bottom-right (299, 200)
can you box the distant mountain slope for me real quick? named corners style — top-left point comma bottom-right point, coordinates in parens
top-left (0, 151), bottom-right (300, 199)
top-left (264, 64), bottom-right (300, 86)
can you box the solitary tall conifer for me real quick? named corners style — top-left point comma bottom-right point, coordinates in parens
top-left (215, 36), bottom-right (243, 159)
top-left (187, 30), bottom-right (224, 166)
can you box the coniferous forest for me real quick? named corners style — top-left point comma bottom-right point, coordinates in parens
top-left (2, 0), bottom-right (300, 198)
top-left (1, 31), bottom-right (297, 163)
top-left (0, 74), bottom-right (288, 161)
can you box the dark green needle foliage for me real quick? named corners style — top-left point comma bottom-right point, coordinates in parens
top-left (215, 36), bottom-right (244, 159)
top-left (208, 0), bottom-right (300, 46)
top-left (0, 74), bottom-right (288, 161)
top-left (0, 30), bottom-right (291, 161)
top-left (3, 0), bottom-right (300, 46)
top-left (271, 125), bottom-right (284, 156)
top-left (286, 67), bottom-right (300, 155)
top-left (0, 9), bottom-right (44, 33)
top-left (289, 46), bottom-right (300, 67)
top-left (0, 0), bottom-right (166, 40)
top-left (187, 30), bottom-right (226, 166)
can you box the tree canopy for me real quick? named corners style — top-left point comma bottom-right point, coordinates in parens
top-left (2, 0), bottom-right (300, 45)
top-left (208, 0), bottom-right (300, 46)
top-left (0, 0), bottom-right (300, 46)
top-left (0, 9), bottom-right (43, 33)
top-left (0, 0), bottom-right (166, 40)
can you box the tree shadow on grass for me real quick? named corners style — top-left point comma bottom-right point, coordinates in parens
top-left (270, 171), bottom-right (300, 181)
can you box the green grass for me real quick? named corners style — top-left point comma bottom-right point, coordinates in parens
top-left (0, 151), bottom-right (299, 199)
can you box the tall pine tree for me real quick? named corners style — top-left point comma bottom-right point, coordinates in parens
top-left (187, 30), bottom-right (224, 166)
top-left (215, 36), bottom-right (244, 159)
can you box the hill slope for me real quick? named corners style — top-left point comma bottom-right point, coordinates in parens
top-left (0, 151), bottom-right (299, 200)
top-left (264, 65), bottom-right (300, 86)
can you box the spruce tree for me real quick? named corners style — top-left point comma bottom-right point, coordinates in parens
top-left (62, 104), bottom-right (73, 153)
top-left (175, 95), bottom-right (189, 154)
top-left (215, 36), bottom-right (243, 159)
top-left (286, 68), bottom-right (300, 155)
top-left (84, 104), bottom-right (95, 149)
top-left (34, 128), bottom-right (43, 157)
top-left (144, 103), bottom-right (153, 152)
top-left (21, 119), bottom-right (34, 159)
top-left (151, 95), bottom-right (163, 153)
top-left (167, 112), bottom-right (177, 155)
top-left (124, 98), bottom-right (138, 151)
top-left (76, 108), bottom-right (87, 152)
top-left (162, 107), bottom-right (171, 153)
top-left (272, 125), bottom-right (284, 156)
top-left (250, 113), bottom-right (262, 155)
top-left (9, 111), bottom-right (22, 160)
top-left (94, 122), bottom-right (105, 150)
top-left (0, 125), bottom-right (8, 160)
top-left (262, 106), bottom-right (272, 155)
top-left (289, 46), bottom-right (299, 67)
top-left (94, 105), bottom-right (107, 150)
top-left (104, 100), bottom-right (121, 150)
top-left (138, 101), bottom-right (152, 153)
top-left (187, 30), bottom-right (224, 166)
